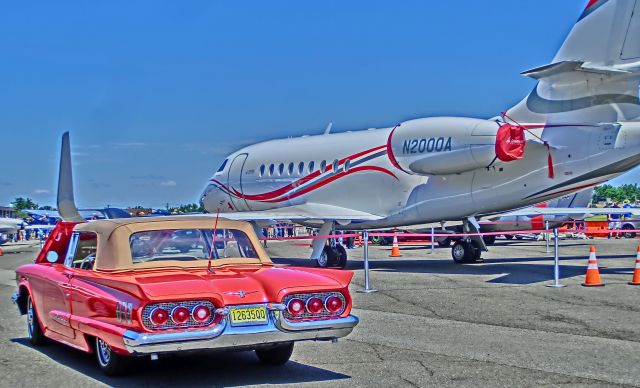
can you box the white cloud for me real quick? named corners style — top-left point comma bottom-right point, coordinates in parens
top-left (33, 189), bottom-right (51, 194)
top-left (160, 180), bottom-right (177, 187)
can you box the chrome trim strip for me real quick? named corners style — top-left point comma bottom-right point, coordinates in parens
top-left (122, 304), bottom-right (358, 355)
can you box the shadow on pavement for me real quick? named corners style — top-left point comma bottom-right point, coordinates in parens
top-left (11, 338), bottom-right (349, 387)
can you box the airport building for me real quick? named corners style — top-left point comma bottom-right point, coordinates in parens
top-left (0, 206), bottom-right (16, 218)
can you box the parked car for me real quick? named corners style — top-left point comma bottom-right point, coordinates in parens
top-left (11, 216), bottom-right (358, 375)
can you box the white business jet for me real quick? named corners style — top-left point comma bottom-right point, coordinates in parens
top-left (201, 0), bottom-right (640, 266)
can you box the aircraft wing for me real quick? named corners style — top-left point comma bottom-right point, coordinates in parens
top-left (216, 203), bottom-right (383, 222)
top-left (503, 207), bottom-right (640, 217)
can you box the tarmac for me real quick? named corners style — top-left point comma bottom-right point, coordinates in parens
top-left (1, 237), bottom-right (639, 387)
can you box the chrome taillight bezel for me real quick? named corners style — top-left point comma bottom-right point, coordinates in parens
top-left (149, 307), bottom-right (169, 326)
top-left (142, 300), bottom-right (216, 330)
top-left (191, 304), bottom-right (212, 323)
top-left (282, 292), bottom-right (347, 320)
top-left (286, 298), bottom-right (305, 316)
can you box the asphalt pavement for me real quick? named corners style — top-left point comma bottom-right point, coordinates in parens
top-left (1, 237), bottom-right (639, 387)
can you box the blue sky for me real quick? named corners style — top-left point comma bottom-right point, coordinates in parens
top-left (0, 0), bottom-right (632, 209)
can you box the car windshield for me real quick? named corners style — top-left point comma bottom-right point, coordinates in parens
top-left (129, 228), bottom-right (258, 264)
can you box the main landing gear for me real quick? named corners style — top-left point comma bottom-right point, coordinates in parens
top-left (311, 221), bottom-right (348, 269)
top-left (450, 217), bottom-right (487, 264)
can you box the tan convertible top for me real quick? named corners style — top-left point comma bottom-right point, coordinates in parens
top-left (74, 215), bottom-right (272, 271)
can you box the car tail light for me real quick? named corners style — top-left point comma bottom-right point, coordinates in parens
top-left (192, 305), bottom-right (212, 323)
top-left (283, 292), bottom-right (347, 321)
top-left (287, 298), bottom-right (305, 316)
top-left (171, 306), bottom-right (190, 325)
top-left (325, 296), bottom-right (343, 314)
top-left (149, 307), bottom-right (169, 326)
top-left (306, 297), bottom-right (324, 315)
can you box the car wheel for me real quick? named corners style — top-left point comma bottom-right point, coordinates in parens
top-left (451, 241), bottom-right (471, 263)
top-left (255, 342), bottom-right (294, 365)
top-left (95, 337), bottom-right (129, 376)
top-left (27, 294), bottom-right (46, 346)
top-left (504, 234), bottom-right (514, 240)
top-left (622, 224), bottom-right (637, 239)
top-left (336, 244), bottom-right (348, 269)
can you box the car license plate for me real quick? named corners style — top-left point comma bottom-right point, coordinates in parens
top-left (229, 306), bottom-right (268, 326)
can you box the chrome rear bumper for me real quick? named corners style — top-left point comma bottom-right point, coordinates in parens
top-left (122, 308), bottom-right (358, 355)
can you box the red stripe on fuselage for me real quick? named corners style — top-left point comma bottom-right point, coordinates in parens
top-left (210, 145), bottom-right (390, 202)
top-left (261, 165), bottom-right (398, 203)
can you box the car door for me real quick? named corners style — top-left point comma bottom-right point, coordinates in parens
top-left (41, 232), bottom-right (82, 339)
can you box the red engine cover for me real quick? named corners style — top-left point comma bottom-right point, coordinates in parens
top-left (495, 124), bottom-right (526, 162)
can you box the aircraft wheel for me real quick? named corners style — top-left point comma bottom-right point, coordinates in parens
top-left (470, 239), bottom-right (483, 261)
top-left (482, 235), bottom-right (496, 245)
top-left (336, 244), bottom-right (348, 269)
top-left (316, 249), bottom-right (330, 268)
top-left (451, 241), bottom-right (473, 263)
top-left (504, 234), bottom-right (514, 240)
top-left (622, 224), bottom-right (637, 239)
top-left (317, 245), bottom-right (345, 268)
top-left (437, 238), bottom-right (451, 247)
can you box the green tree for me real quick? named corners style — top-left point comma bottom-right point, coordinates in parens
top-left (169, 203), bottom-right (204, 213)
top-left (593, 184), bottom-right (640, 203)
top-left (12, 197), bottom-right (38, 211)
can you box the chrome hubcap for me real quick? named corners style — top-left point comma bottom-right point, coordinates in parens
top-left (27, 297), bottom-right (34, 337)
top-left (97, 339), bottom-right (111, 366)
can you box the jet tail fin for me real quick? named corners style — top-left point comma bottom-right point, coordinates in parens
top-left (508, 0), bottom-right (640, 124)
top-left (57, 132), bottom-right (85, 222)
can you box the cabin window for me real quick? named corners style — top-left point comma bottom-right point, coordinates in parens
top-left (288, 162), bottom-right (294, 176)
top-left (278, 163), bottom-right (285, 176)
top-left (333, 159), bottom-right (339, 173)
top-left (268, 164), bottom-right (275, 176)
top-left (344, 159), bottom-right (351, 171)
top-left (259, 165), bottom-right (265, 177)
top-left (298, 162), bottom-right (305, 175)
top-left (64, 232), bottom-right (98, 270)
top-left (308, 161), bottom-right (315, 172)
top-left (320, 160), bottom-right (327, 172)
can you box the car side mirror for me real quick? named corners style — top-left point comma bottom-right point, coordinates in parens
top-left (46, 251), bottom-right (59, 263)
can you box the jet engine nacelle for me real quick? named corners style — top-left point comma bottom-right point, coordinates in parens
top-left (387, 117), bottom-right (501, 175)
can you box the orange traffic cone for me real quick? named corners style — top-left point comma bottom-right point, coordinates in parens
top-left (629, 245), bottom-right (640, 286)
top-left (582, 246), bottom-right (604, 287)
top-left (0, 247), bottom-right (3, 256)
top-left (390, 235), bottom-right (402, 257)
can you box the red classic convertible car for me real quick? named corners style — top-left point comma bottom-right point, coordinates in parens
top-left (11, 216), bottom-right (358, 375)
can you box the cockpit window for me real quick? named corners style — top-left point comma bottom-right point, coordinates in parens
top-left (216, 159), bottom-right (228, 173)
